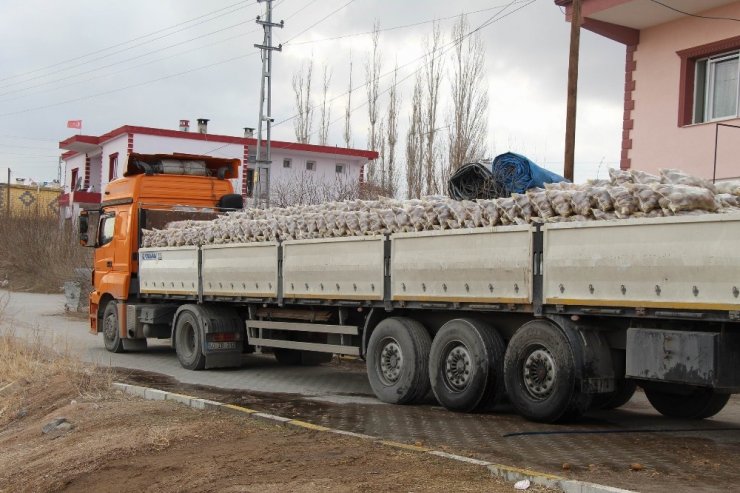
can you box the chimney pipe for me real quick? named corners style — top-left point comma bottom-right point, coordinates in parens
top-left (179, 119), bottom-right (190, 132)
top-left (244, 127), bottom-right (255, 138)
top-left (197, 118), bottom-right (209, 134)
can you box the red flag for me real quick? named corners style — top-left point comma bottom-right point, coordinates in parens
top-left (67, 120), bottom-right (82, 129)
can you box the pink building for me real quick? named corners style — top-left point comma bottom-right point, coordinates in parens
top-left (58, 122), bottom-right (377, 219)
top-left (557, 0), bottom-right (740, 180)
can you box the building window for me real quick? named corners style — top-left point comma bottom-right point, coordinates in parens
top-left (306, 160), bottom-right (316, 171)
top-left (70, 168), bottom-right (80, 191)
top-left (694, 51), bottom-right (739, 123)
top-left (678, 36), bottom-right (740, 126)
top-left (108, 153), bottom-right (119, 181)
top-left (335, 163), bottom-right (345, 174)
top-left (283, 158), bottom-right (292, 169)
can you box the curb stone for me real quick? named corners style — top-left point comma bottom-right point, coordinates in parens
top-left (112, 381), bottom-right (636, 493)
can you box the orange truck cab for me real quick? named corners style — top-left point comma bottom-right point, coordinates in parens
top-left (79, 153), bottom-right (241, 351)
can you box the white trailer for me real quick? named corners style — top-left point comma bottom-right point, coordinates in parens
top-left (131, 213), bottom-right (740, 422)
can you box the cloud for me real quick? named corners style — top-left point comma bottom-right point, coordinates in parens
top-left (0, 0), bottom-right (626, 183)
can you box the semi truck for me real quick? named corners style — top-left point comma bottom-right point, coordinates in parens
top-left (79, 152), bottom-right (740, 423)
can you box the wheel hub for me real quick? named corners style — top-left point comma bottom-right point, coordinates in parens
top-left (379, 339), bottom-right (403, 385)
top-left (444, 343), bottom-right (472, 391)
top-left (523, 348), bottom-right (556, 399)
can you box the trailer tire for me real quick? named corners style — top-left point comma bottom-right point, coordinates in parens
top-left (429, 319), bottom-right (505, 412)
top-left (504, 320), bottom-right (591, 423)
top-left (366, 317), bottom-right (431, 405)
top-left (644, 387), bottom-right (730, 419)
top-left (102, 301), bottom-right (124, 354)
top-left (174, 310), bottom-right (206, 371)
top-left (592, 379), bottom-right (637, 410)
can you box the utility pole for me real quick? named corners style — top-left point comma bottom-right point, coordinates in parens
top-left (563, 0), bottom-right (582, 182)
top-left (253, 0), bottom-right (283, 208)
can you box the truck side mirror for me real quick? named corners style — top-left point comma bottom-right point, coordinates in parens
top-left (79, 210), bottom-right (100, 247)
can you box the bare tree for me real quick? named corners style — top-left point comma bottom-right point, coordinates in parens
top-left (319, 65), bottom-right (332, 146)
top-left (365, 21), bottom-right (382, 185)
top-left (343, 52), bottom-right (353, 148)
top-left (422, 22), bottom-right (443, 195)
top-left (270, 170), bottom-right (361, 207)
top-left (385, 63), bottom-right (400, 198)
top-left (292, 58), bottom-right (314, 144)
top-left (405, 72), bottom-right (424, 199)
top-left (447, 15), bottom-right (489, 179)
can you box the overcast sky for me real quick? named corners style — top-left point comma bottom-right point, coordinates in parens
top-left (0, 0), bottom-right (626, 185)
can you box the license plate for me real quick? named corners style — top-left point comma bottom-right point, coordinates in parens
top-left (207, 341), bottom-right (237, 350)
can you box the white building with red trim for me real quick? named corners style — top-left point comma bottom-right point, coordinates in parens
top-left (58, 122), bottom-right (378, 218)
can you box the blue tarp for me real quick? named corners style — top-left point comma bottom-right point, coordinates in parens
top-left (491, 152), bottom-right (566, 195)
top-left (447, 152), bottom-right (566, 200)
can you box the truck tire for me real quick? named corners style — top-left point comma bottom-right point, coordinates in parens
top-left (592, 379), bottom-right (637, 410)
top-left (504, 320), bottom-right (591, 423)
top-left (366, 317), bottom-right (431, 405)
top-left (174, 310), bottom-right (206, 370)
top-left (644, 387), bottom-right (730, 419)
top-left (274, 349), bottom-right (332, 366)
top-left (429, 319), bottom-right (505, 412)
top-left (102, 301), bottom-right (125, 353)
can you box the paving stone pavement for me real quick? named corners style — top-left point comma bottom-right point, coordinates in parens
top-left (3, 290), bottom-right (740, 492)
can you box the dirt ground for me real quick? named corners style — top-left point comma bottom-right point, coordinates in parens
top-left (0, 373), bottom-right (551, 493)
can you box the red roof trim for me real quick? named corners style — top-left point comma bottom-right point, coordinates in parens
top-left (77, 125), bottom-right (378, 160)
top-left (61, 150), bottom-right (78, 160)
top-left (58, 134), bottom-right (99, 149)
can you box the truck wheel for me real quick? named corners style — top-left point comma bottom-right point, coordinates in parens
top-left (504, 320), bottom-right (591, 423)
top-left (429, 319), bottom-right (505, 412)
top-left (174, 310), bottom-right (206, 370)
top-left (592, 379), bottom-right (637, 410)
top-left (644, 387), bottom-right (730, 419)
top-left (366, 317), bottom-right (431, 405)
top-left (102, 301), bottom-right (124, 354)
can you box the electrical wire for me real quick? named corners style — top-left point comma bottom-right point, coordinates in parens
top-left (648, 0), bottom-right (740, 22)
top-left (0, 1), bottom-right (258, 86)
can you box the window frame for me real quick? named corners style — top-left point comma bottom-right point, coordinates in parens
top-left (335, 163), bottom-right (345, 174)
top-left (98, 213), bottom-right (116, 246)
top-left (108, 152), bottom-right (119, 181)
top-left (70, 168), bottom-right (79, 191)
top-left (306, 160), bottom-right (316, 171)
top-left (701, 52), bottom-right (740, 123)
top-left (677, 35), bottom-right (740, 127)
top-left (282, 158), bottom-right (292, 169)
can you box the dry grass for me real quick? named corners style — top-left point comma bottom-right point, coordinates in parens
top-left (0, 322), bottom-right (113, 429)
top-left (0, 213), bottom-right (91, 293)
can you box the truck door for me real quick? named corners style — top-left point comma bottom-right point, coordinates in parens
top-left (94, 211), bottom-right (116, 285)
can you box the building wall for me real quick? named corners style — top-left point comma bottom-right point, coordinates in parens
top-left (0, 184), bottom-right (61, 217)
top-left (631, 2), bottom-right (740, 180)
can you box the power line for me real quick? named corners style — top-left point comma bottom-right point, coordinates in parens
top-left (0, 1), bottom-right (259, 91)
top-left (0, 19), bottom-right (258, 100)
top-left (0, 1), bottom-right (258, 86)
top-left (0, 52), bottom-right (259, 118)
top-left (288, 1), bottom-right (532, 46)
top-left (0, 0), bottom-right (311, 103)
top-left (648, 0), bottom-right (740, 22)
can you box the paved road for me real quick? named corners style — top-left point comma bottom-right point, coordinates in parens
top-left (3, 290), bottom-right (740, 492)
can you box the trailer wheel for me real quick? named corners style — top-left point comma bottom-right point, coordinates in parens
top-left (366, 317), bottom-right (431, 405)
top-left (174, 310), bottom-right (206, 370)
top-left (102, 301), bottom-right (124, 354)
top-left (592, 379), bottom-right (637, 410)
top-left (644, 387), bottom-right (730, 419)
top-left (274, 349), bottom-right (332, 366)
top-left (429, 319), bottom-right (505, 412)
top-left (504, 320), bottom-right (591, 423)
